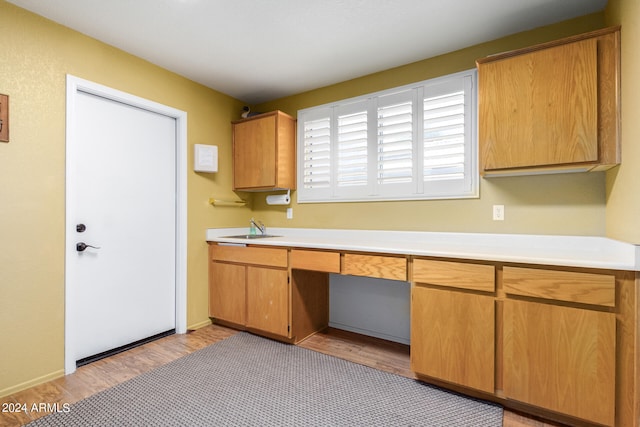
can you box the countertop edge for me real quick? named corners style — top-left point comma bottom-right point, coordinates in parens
top-left (205, 227), bottom-right (640, 271)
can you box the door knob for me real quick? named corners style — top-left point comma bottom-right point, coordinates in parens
top-left (76, 242), bottom-right (100, 252)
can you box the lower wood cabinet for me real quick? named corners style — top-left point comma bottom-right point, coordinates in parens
top-left (209, 244), bottom-right (290, 338)
top-left (503, 299), bottom-right (616, 426)
top-left (207, 242), bottom-right (635, 426)
top-left (209, 261), bottom-right (246, 326)
top-left (411, 258), bottom-right (495, 393)
top-left (411, 285), bottom-right (495, 393)
top-left (502, 265), bottom-right (617, 426)
top-left (246, 266), bottom-right (289, 337)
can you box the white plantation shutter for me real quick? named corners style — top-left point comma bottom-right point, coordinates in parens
top-left (297, 70), bottom-right (477, 202)
top-left (337, 103), bottom-right (368, 189)
top-left (422, 74), bottom-right (475, 196)
top-left (377, 91), bottom-right (414, 187)
top-left (424, 91), bottom-right (465, 181)
top-left (300, 109), bottom-right (331, 198)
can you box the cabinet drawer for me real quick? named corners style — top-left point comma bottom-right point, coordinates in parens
top-left (290, 249), bottom-right (340, 273)
top-left (503, 266), bottom-right (615, 307)
top-left (413, 259), bottom-right (495, 292)
top-left (342, 253), bottom-right (406, 281)
top-left (210, 244), bottom-right (288, 268)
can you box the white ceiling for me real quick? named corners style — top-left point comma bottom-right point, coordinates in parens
top-left (8, 0), bottom-right (607, 104)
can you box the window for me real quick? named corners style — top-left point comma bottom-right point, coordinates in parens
top-left (297, 69), bottom-right (477, 202)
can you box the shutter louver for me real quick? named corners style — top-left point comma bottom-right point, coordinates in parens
top-left (377, 101), bottom-right (413, 184)
top-left (337, 110), bottom-right (368, 187)
top-left (302, 116), bottom-right (331, 189)
top-left (424, 91), bottom-right (465, 181)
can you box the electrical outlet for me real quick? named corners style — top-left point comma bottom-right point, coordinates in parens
top-left (286, 208), bottom-right (293, 219)
top-left (493, 205), bottom-right (505, 221)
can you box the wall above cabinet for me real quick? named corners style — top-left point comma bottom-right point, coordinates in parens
top-left (476, 27), bottom-right (620, 177)
top-left (232, 110), bottom-right (296, 191)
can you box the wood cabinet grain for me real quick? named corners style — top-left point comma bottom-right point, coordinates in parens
top-left (209, 245), bottom-right (289, 337)
top-left (413, 259), bottom-right (495, 292)
top-left (342, 253), bottom-right (406, 281)
top-left (503, 299), bottom-right (616, 426)
top-left (503, 266), bottom-right (615, 307)
top-left (290, 249), bottom-right (341, 273)
top-left (232, 110), bottom-right (296, 191)
top-left (411, 285), bottom-right (495, 393)
top-left (211, 244), bottom-right (288, 268)
top-left (246, 266), bottom-right (289, 337)
top-left (208, 252), bottom-right (246, 326)
top-left (477, 27), bottom-right (620, 176)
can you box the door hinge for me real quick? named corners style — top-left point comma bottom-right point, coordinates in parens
top-left (287, 276), bottom-right (290, 284)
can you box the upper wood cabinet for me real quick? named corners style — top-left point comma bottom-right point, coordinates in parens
top-left (232, 110), bottom-right (296, 191)
top-left (476, 27), bottom-right (620, 176)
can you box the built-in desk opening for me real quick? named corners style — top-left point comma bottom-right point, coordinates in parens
top-left (329, 274), bottom-right (410, 345)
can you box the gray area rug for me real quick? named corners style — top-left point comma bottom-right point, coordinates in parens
top-left (28, 332), bottom-right (502, 426)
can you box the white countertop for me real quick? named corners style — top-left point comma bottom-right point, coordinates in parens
top-left (206, 227), bottom-right (640, 271)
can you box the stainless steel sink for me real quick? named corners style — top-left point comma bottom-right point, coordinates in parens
top-left (220, 234), bottom-right (281, 239)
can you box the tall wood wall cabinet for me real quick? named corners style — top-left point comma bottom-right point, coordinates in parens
top-left (476, 27), bottom-right (620, 176)
top-left (232, 110), bottom-right (296, 191)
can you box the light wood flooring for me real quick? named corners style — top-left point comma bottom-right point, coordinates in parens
top-left (1, 324), bottom-right (564, 427)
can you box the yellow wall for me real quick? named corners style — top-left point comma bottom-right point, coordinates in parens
top-left (605, 0), bottom-right (640, 244)
top-left (254, 14), bottom-right (610, 235)
top-left (0, 1), bottom-right (250, 396)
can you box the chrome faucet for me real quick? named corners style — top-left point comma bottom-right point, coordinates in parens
top-left (250, 218), bottom-right (266, 235)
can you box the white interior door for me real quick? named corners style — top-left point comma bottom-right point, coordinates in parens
top-left (65, 76), bottom-right (187, 372)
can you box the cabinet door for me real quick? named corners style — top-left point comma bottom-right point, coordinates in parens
top-left (233, 114), bottom-right (277, 189)
top-left (503, 299), bottom-right (615, 426)
top-left (411, 286), bottom-right (495, 393)
top-left (209, 261), bottom-right (246, 326)
top-left (480, 38), bottom-right (598, 171)
top-left (246, 266), bottom-right (289, 337)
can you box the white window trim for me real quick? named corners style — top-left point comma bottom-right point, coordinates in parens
top-left (297, 69), bottom-right (478, 203)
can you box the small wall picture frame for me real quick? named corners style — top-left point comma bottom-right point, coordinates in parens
top-left (0, 94), bottom-right (9, 142)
